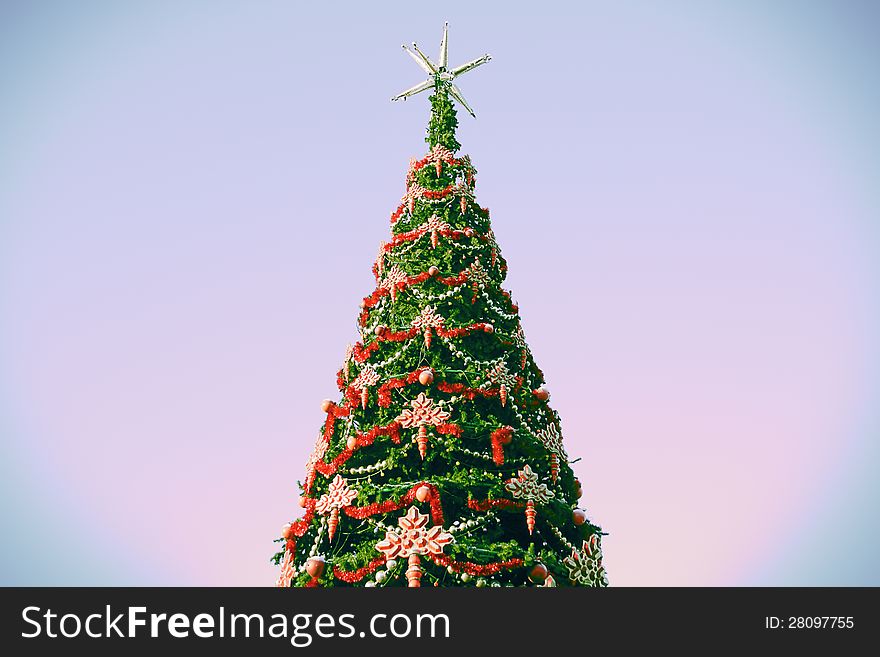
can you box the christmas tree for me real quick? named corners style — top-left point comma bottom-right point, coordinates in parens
top-left (274, 24), bottom-right (607, 588)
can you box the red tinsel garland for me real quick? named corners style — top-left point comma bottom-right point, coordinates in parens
top-left (467, 498), bottom-right (524, 512)
top-left (342, 481), bottom-right (444, 526)
top-left (287, 500), bottom-right (317, 538)
top-left (383, 226), bottom-right (489, 253)
top-left (434, 423), bottom-right (463, 437)
top-left (429, 554), bottom-right (524, 576)
top-left (375, 370), bottom-right (422, 407)
top-left (315, 422), bottom-right (403, 477)
top-left (435, 323), bottom-right (494, 339)
top-left (435, 380), bottom-right (499, 401)
top-left (358, 270), bottom-right (471, 327)
top-left (489, 426), bottom-right (513, 465)
top-left (333, 557), bottom-right (386, 583)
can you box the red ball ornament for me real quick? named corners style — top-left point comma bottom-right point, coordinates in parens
top-left (320, 399), bottom-right (333, 413)
top-left (374, 325), bottom-right (386, 337)
top-left (305, 557), bottom-right (325, 578)
top-left (528, 563), bottom-right (548, 583)
top-left (281, 522), bottom-right (294, 539)
top-left (484, 323), bottom-right (494, 334)
top-left (346, 435), bottom-right (358, 450)
top-left (415, 485), bottom-right (432, 503)
top-left (576, 487), bottom-right (583, 499)
top-left (428, 266), bottom-right (439, 277)
top-left (464, 227), bottom-right (475, 237)
top-left (418, 369), bottom-right (434, 386)
top-left (533, 387), bottom-right (550, 401)
top-left (572, 509), bottom-right (587, 526)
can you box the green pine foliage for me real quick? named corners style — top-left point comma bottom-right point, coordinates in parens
top-left (274, 86), bottom-right (607, 587)
top-left (426, 82), bottom-right (461, 153)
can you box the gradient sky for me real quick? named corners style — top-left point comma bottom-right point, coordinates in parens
top-left (1, 0), bottom-right (878, 586)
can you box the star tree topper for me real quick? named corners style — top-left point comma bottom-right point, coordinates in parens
top-left (391, 22), bottom-right (492, 118)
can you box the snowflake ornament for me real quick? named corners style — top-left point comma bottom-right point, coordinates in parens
top-left (395, 393), bottom-right (451, 459)
top-left (352, 364), bottom-right (381, 409)
top-left (422, 214), bottom-right (451, 248)
top-left (411, 305), bottom-right (445, 348)
top-left (375, 506), bottom-right (453, 587)
top-left (381, 265), bottom-right (408, 302)
top-left (315, 475), bottom-right (358, 541)
top-left (513, 325), bottom-right (528, 369)
top-left (275, 549), bottom-right (297, 588)
top-left (563, 534), bottom-right (608, 587)
top-left (403, 182), bottom-right (427, 214)
top-left (505, 464), bottom-right (554, 535)
top-left (535, 422), bottom-right (568, 483)
top-left (426, 144), bottom-right (454, 176)
top-left (486, 360), bottom-right (516, 407)
top-left (343, 343), bottom-right (355, 381)
top-left (375, 241), bottom-right (388, 277)
top-left (304, 433), bottom-right (329, 493)
top-left (467, 258), bottom-right (490, 303)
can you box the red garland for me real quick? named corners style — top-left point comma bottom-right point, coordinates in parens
top-left (408, 153), bottom-right (462, 177)
top-left (288, 500), bottom-right (317, 538)
top-left (383, 327), bottom-right (421, 343)
top-left (384, 226), bottom-right (490, 253)
top-left (343, 481), bottom-right (445, 526)
top-left (376, 370), bottom-right (422, 407)
top-left (430, 554), bottom-right (524, 576)
top-left (314, 422), bottom-right (402, 477)
top-left (336, 368), bottom-right (346, 392)
top-left (422, 184), bottom-right (455, 200)
top-left (435, 323), bottom-right (494, 339)
top-left (467, 498), bottom-right (524, 512)
top-left (358, 270), bottom-right (462, 327)
top-left (352, 341), bottom-right (380, 363)
top-left (434, 423), bottom-right (463, 437)
top-left (435, 381), bottom-right (498, 401)
top-left (333, 557), bottom-right (386, 583)
top-left (489, 426), bottom-right (514, 465)
top-left (390, 204), bottom-right (405, 224)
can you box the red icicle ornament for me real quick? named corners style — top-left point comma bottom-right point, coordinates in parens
top-left (407, 554), bottom-right (422, 587)
top-left (417, 425), bottom-right (428, 459)
top-left (526, 499), bottom-right (536, 535)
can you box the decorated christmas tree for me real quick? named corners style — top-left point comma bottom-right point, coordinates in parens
top-left (273, 24), bottom-right (607, 588)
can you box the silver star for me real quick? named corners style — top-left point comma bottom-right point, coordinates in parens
top-left (391, 22), bottom-right (491, 118)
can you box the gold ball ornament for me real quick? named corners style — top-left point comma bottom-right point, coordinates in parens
top-left (374, 325), bottom-right (386, 337)
top-left (428, 266), bottom-right (439, 277)
top-left (484, 323), bottom-right (494, 334)
top-left (299, 496), bottom-right (308, 509)
top-left (346, 435), bottom-right (358, 450)
top-left (533, 387), bottom-right (550, 401)
top-left (320, 399), bottom-right (333, 413)
top-left (572, 509), bottom-right (587, 526)
top-left (415, 485), bottom-right (432, 503)
top-left (418, 369), bottom-right (434, 386)
top-left (281, 523), bottom-right (294, 540)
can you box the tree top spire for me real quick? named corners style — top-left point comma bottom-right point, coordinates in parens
top-left (391, 22), bottom-right (492, 142)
